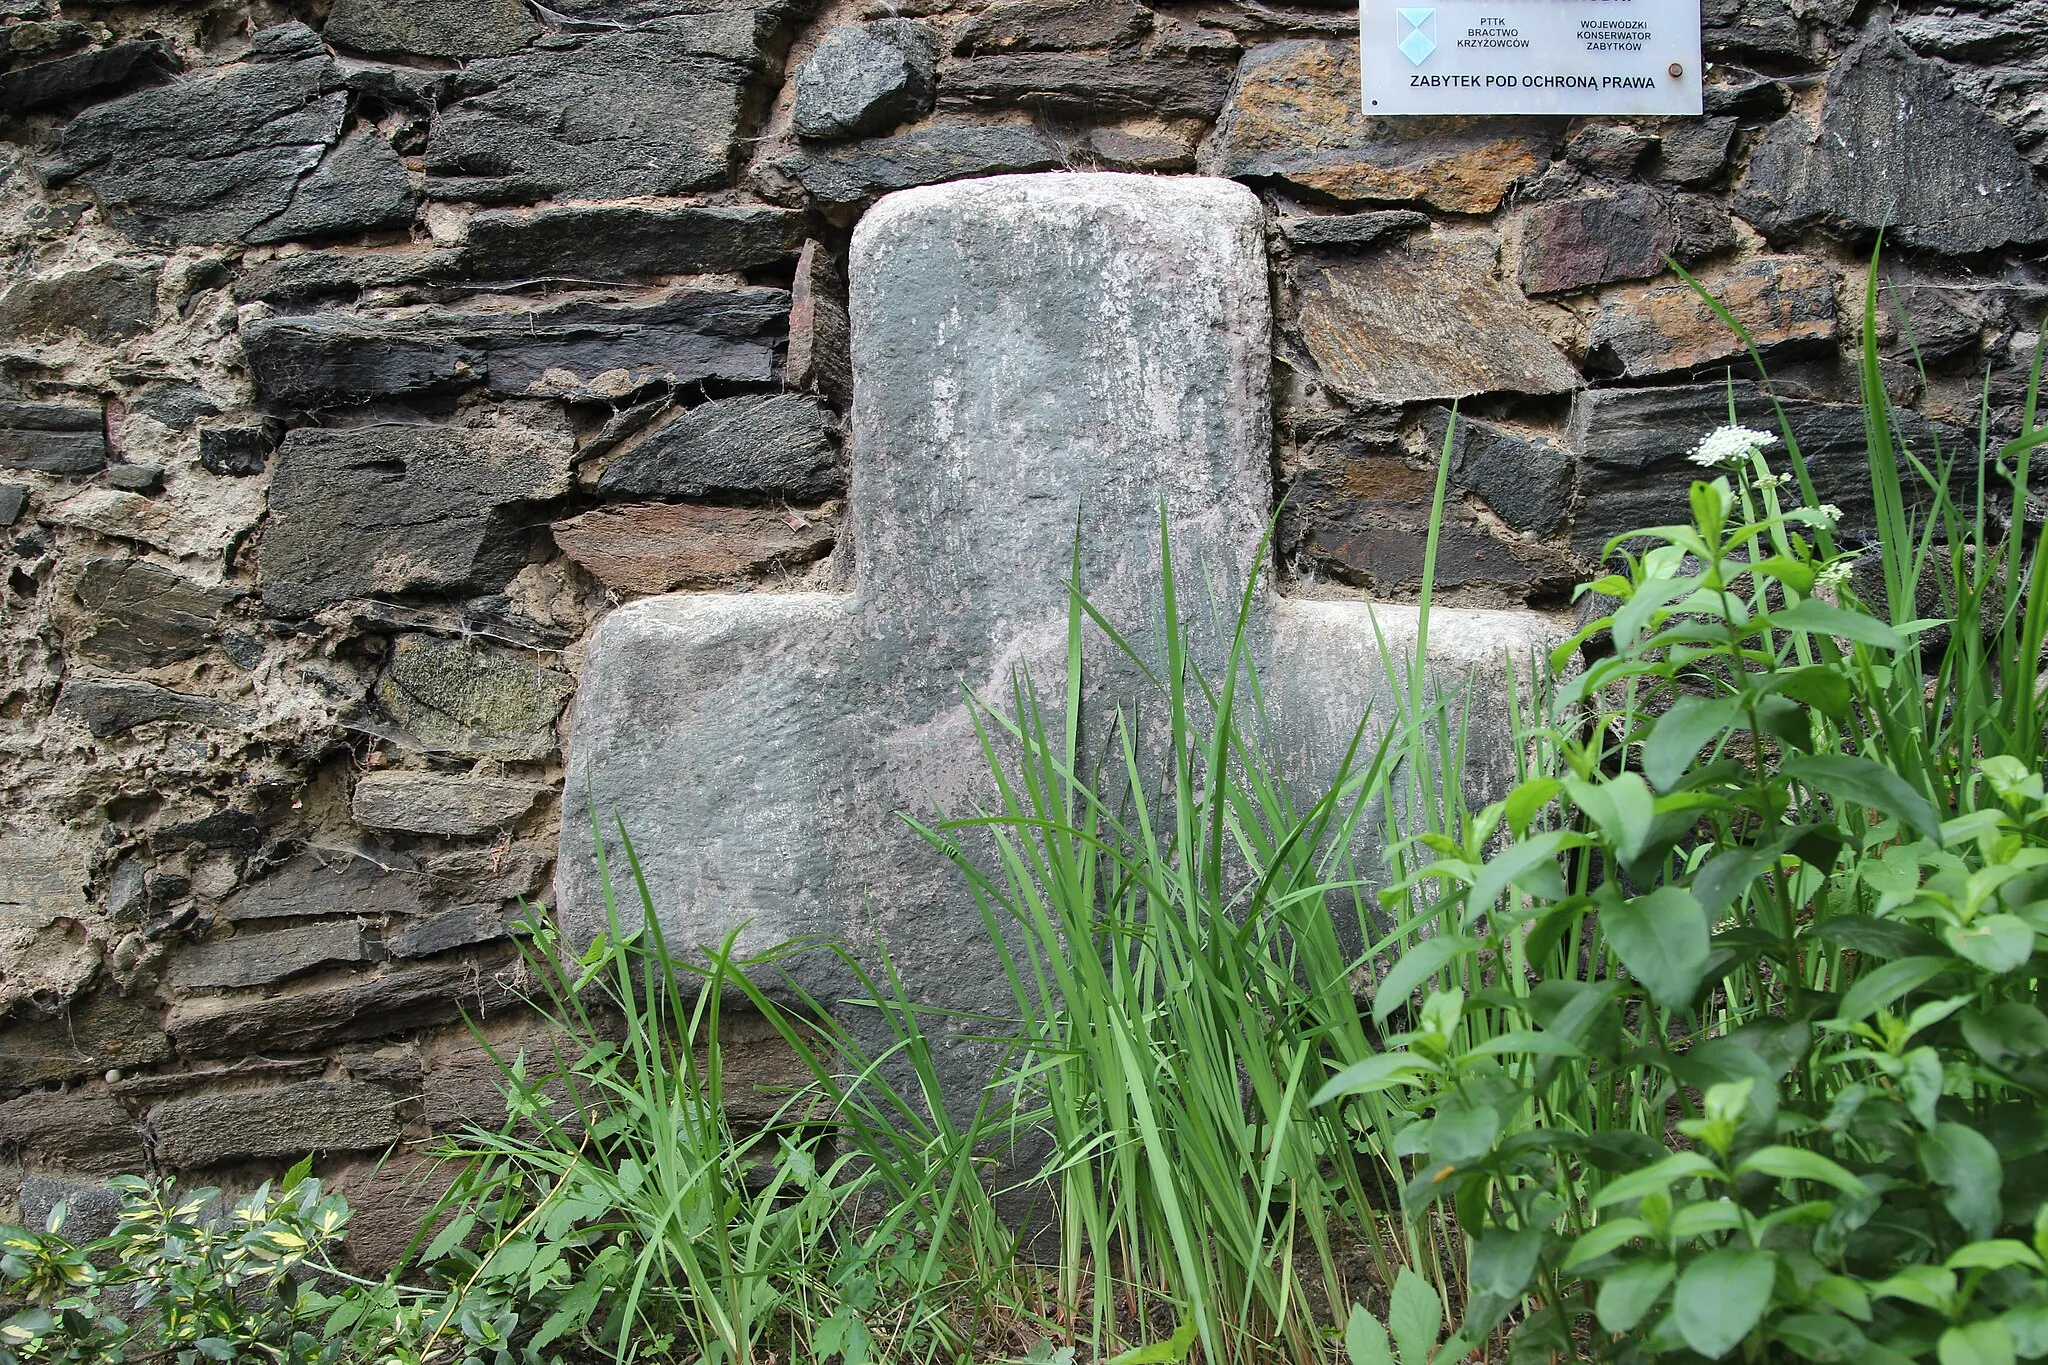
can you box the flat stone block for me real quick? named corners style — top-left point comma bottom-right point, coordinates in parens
top-left (353, 772), bottom-right (545, 837)
top-left (149, 1080), bottom-right (400, 1166)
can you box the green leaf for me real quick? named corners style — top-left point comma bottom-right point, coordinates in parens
top-left (1920, 1124), bottom-right (2004, 1241)
top-left (1644, 695), bottom-right (1743, 792)
top-left (1939, 1321), bottom-right (2016, 1365)
top-left (1345, 1306), bottom-right (1395, 1365)
top-left (1809, 915), bottom-right (1944, 961)
top-left (1468, 1226), bottom-right (1545, 1301)
top-left (1388, 1268), bottom-right (1442, 1365)
top-left (1760, 665), bottom-right (1855, 718)
top-left (1463, 1028), bottom-right (1584, 1060)
top-left (1600, 885), bottom-right (1713, 1012)
top-left (1592, 1152), bottom-right (1723, 1209)
top-left (1674, 1249), bottom-right (1777, 1359)
top-left (1567, 773), bottom-right (1657, 862)
top-left (1595, 1258), bottom-right (1675, 1334)
top-left (1780, 753), bottom-right (1941, 842)
top-left (1946, 1240), bottom-right (2046, 1273)
top-left (1563, 1218), bottom-right (1653, 1270)
top-left (1372, 936), bottom-right (1479, 1026)
top-left (1668, 1200), bottom-right (1745, 1241)
top-left (1835, 956), bottom-right (1952, 1024)
top-left (1870, 1265), bottom-right (1957, 1312)
top-left (1468, 833), bottom-right (1576, 922)
top-left (1430, 1090), bottom-right (1502, 1166)
top-left (1773, 1314), bottom-right (1869, 1362)
top-left (1505, 777), bottom-right (1563, 834)
top-left (1737, 1146), bottom-right (1870, 1196)
top-left (1310, 1053), bottom-right (1439, 1106)
top-left (419, 1213), bottom-right (476, 1265)
top-left (1999, 1302), bottom-right (2048, 1357)
top-left (1106, 1321), bottom-right (1198, 1365)
top-left (1961, 1002), bottom-right (2048, 1066)
top-left (1769, 599), bottom-right (1906, 651)
top-left (1946, 914), bottom-right (2036, 974)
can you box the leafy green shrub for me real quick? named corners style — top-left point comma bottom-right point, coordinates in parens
top-left (0, 1164), bottom-right (365, 1365)
top-left (414, 863), bottom-right (1017, 1365)
top-left (911, 525), bottom-right (1402, 1365)
top-left (1317, 271), bottom-right (2048, 1363)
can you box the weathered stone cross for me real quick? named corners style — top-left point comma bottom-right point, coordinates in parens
top-left (558, 173), bottom-right (1554, 1080)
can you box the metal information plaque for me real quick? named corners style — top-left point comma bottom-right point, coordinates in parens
top-left (1361, 0), bottom-right (1703, 116)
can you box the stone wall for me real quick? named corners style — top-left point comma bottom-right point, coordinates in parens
top-left (0, 0), bottom-right (2041, 1264)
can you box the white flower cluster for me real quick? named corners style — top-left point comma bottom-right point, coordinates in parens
top-left (1689, 425), bottom-right (1780, 469)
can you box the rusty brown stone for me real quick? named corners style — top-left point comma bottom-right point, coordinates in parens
top-left (1587, 255), bottom-right (1838, 378)
top-left (327, 1149), bottom-right (458, 1274)
top-left (1202, 39), bottom-right (1556, 214)
top-left (1517, 186), bottom-right (1734, 297)
top-left (551, 502), bottom-right (838, 594)
top-left (1295, 236), bottom-right (1581, 406)
top-left (786, 240), bottom-right (851, 403)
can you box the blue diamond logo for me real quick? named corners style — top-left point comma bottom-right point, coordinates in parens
top-left (1396, 7), bottom-right (1436, 65)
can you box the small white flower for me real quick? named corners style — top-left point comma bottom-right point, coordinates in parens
top-left (1813, 503), bottom-right (1844, 528)
top-left (1757, 471), bottom-right (1792, 490)
top-left (1816, 555), bottom-right (1858, 591)
top-left (1689, 425), bottom-right (1780, 469)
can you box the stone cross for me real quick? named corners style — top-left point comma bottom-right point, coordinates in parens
top-left (558, 173), bottom-right (1555, 1080)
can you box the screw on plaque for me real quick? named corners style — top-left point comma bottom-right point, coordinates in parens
top-left (1668, 62), bottom-right (1685, 77)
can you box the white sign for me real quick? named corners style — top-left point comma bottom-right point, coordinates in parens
top-left (1361, 0), bottom-right (1703, 116)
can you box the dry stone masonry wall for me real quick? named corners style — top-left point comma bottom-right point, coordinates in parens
top-left (0, 0), bottom-right (2042, 1268)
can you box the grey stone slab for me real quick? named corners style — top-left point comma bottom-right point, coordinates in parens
top-left (373, 635), bottom-right (572, 762)
top-left (953, 0), bottom-right (1150, 53)
top-left (323, 0), bottom-right (537, 59)
top-left (162, 958), bottom-right (517, 1059)
top-left (463, 204), bottom-right (804, 283)
top-left (1567, 383), bottom-right (1967, 557)
top-left (45, 25), bottom-right (414, 247)
top-left (353, 772), bottom-right (545, 837)
top-left (222, 851), bottom-right (422, 924)
top-left (1278, 210), bottom-right (1426, 250)
top-left (71, 558), bottom-right (235, 671)
top-left (242, 289), bottom-right (788, 410)
top-left (422, 22), bottom-right (777, 203)
top-left (557, 174), bottom-right (1560, 1103)
top-left (1424, 410), bottom-right (1574, 538)
top-left (0, 1089), bottom-right (145, 1175)
top-left (1736, 26), bottom-right (2047, 255)
top-left (386, 904), bottom-right (515, 959)
top-left (0, 993), bottom-right (169, 1090)
top-left (793, 20), bottom-right (937, 140)
top-left (0, 38), bottom-right (176, 113)
top-left (233, 249), bottom-right (462, 307)
top-left (768, 123), bottom-right (1066, 206)
top-left (1295, 236), bottom-right (1581, 406)
top-left (0, 402), bottom-right (104, 476)
top-left (936, 51), bottom-right (1236, 120)
top-left (0, 484), bottom-right (25, 526)
top-left (260, 422), bottom-right (572, 616)
top-left (58, 678), bottom-right (253, 738)
top-left (597, 394), bottom-right (840, 501)
top-left (148, 1080), bottom-right (400, 1166)
top-left (171, 920), bottom-right (369, 992)
top-left (0, 261), bottom-right (159, 342)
